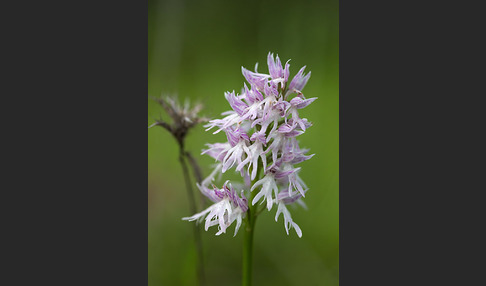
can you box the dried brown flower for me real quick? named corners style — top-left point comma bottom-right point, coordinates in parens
top-left (149, 95), bottom-right (208, 147)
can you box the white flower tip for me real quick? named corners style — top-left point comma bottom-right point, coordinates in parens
top-left (293, 223), bottom-right (303, 238)
top-left (266, 201), bottom-right (273, 211)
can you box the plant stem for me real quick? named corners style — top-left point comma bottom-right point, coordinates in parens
top-left (184, 150), bottom-right (203, 184)
top-left (184, 150), bottom-right (208, 210)
top-left (242, 208), bottom-right (256, 286)
top-left (178, 145), bottom-right (205, 286)
top-left (242, 164), bottom-right (263, 286)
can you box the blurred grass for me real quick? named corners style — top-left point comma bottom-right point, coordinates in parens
top-left (148, 0), bottom-right (338, 285)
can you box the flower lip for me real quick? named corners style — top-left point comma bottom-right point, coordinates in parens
top-left (275, 202), bottom-right (302, 237)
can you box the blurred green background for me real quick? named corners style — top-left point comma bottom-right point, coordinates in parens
top-left (148, 0), bottom-right (338, 285)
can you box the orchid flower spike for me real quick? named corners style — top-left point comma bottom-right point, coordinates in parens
top-left (184, 52), bottom-right (316, 237)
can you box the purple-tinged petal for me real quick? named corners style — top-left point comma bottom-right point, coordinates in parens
top-left (251, 84), bottom-right (264, 101)
top-left (201, 143), bottom-right (229, 162)
top-left (237, 191), bottom-right (248, 212)
top-left (288, 66), bottom-right (311, 94)
top-left (291, 153), bottom-right (315, 164)
top-left (242, 66), bottom-right (269, 91)
top-left (278, 123), bottom-right (294, 133)
top-left (277, 123), bottom-right (304, 137)
top-left (274, 100), bottom-right (291, 116)
top-left (196, 183), bottom-right (221, 203)
top-left (225, 91), bottom-right (248, 116)
top-left (283, 60), bottom-right (290, 84)
top-left (263, 80), bottom-right (279, 97)
top-left (267, 52), bottom-right (285, 81)
top-left (275, 55), bottom-right (282, 76)
top-left (289, 97), bottom-right (317, 109)
top-left (225, 128), bottom-right (240, 147)
top-left (214, 184), bottom-right (225, 199)
top-left (275, 167), bottom-right (300, 180)
top-left (277, 188), bottom-right (305, 204)
top-left (225, 127), bottom-right (250, 147)
top-left (267, 52), bottom-right (278, 79)
top-left (250, 130), bottom-right (267, 144)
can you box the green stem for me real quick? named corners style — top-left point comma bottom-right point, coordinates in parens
top-left (242, 204), bottom-right (256, 286)
top-left (178, 145), bottom-right (205, 286)
top-left (242, 163), bottom-right (263, 286)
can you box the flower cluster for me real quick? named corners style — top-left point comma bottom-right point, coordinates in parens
top-left (183, 181), bottom-right (248, 236)
top-left (183, 52), bottom-right (316, 237)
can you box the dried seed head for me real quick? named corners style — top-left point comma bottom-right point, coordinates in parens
top-left (150, 95), bottom-right (209, 146)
